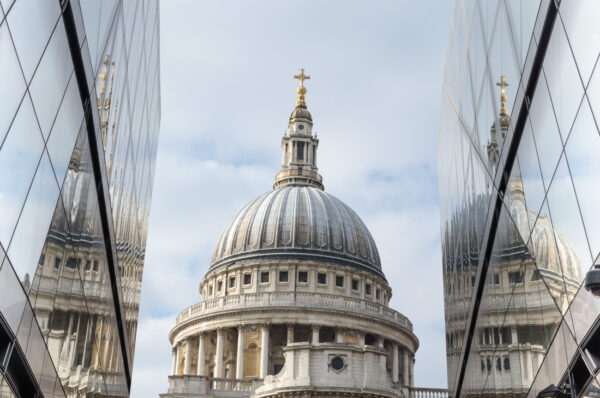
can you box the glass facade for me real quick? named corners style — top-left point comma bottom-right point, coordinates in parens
top-left (0, 0), bottom-right (160, 397)
top-left (440, 1), bottom-right (600, 397)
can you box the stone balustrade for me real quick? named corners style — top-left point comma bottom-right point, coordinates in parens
top-left (409, 387), bottom-right (449, 398)
top-left (175, 291), bottom-right (412, 330)
top-left (163, 375), bottom-right (262, 397)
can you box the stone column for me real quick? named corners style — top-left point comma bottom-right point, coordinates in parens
top-left (311, 325), bottom-right (320, 345)
top-left (403, 349), bottom-right (409, 386)
top-left (171, 347), bottom-right (177, 375)
top-left (392, 343), bottom-right (399, 383)
top-left (197, 333), bottom-right (205, 376)
top-left (336, 328), bottom-right (344, 343)
top-left (260, 324), bottom-right (270, 378)
top-left (93, 316), bottom-right (103, 368)
top-left (184, 338), bottom-right (192, 375)
top-left (410, 356), bottom-right (414, 387)
top-left (236, 326), bottom-right (244, 379)
top-left (215, 328), bottom-right (224, 378)
top-left (102, 325), bottom-right (112, 369)
top-left (511, 326), bottom-right (518, 345)
top-left (359, 332), bottom-right (365, 346)
top-left (175, 344), bottom-right (181, 376)
top-left (286, 324), bottom-right (294, 345)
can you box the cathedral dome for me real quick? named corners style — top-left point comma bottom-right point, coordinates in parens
top-left (210, 185), bottom-right (383, 278)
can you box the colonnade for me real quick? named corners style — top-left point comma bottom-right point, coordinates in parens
top-left (170, 323), bottom-right (413, 385)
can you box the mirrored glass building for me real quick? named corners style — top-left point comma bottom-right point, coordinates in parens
top-left (0, 0), bottom-right (160, 397)
top-left (440, 1), bottom-right (600, 397)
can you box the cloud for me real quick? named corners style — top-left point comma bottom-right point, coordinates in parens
top-left (131, 1), bottom-right (453, 395)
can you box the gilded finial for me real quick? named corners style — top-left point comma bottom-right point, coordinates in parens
top-left (496, 75), bottom-right (509, 116)
top-left (293, 68), bottom-right (310, 108)
top-left (105, 61), bottom-right (115, 110)
top-left (98, 55), bottom-right (110, 110)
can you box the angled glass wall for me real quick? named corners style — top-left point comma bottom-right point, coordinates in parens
top-left (0, 0), bottom-right (160, 397)
top-left (440, 1), bottom-right (600, 397)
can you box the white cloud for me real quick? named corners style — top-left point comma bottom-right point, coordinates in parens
top-left (131, 1), bottom-right (453, 395)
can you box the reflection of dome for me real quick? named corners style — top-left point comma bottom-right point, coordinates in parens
top-left (529, 212), bottom-right (582, 284)
top-left (210, 185), bottom-right (382, 277)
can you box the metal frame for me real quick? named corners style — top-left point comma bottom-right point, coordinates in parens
top-left (59, 0), bottom-right (132, 389)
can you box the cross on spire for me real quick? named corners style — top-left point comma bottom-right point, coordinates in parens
top-left (293, 68), bottom-right (310, 107)
top-left (496, 75), bottom-right (509, 115)
top-left (294, 68), bottom-right (310, 87)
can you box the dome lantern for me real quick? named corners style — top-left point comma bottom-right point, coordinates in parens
top-left (274, 68), bottom-right (324, 190)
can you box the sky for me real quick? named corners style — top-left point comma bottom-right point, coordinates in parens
top-left (130, 1), bottom-right (454, 396)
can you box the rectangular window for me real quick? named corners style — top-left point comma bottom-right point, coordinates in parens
top-left (298, 271), bottom-right (308, 283)
top-left (38, 253), bottom-right (45, 266)
top-left (297, 143), bottom-right (304, 161)
top-left (93, 260), bottom-right (99, 271)
top-left (217, 281), bottom-right (222, 291)
top-left (54, 257), bottom-right (61, 269)
top-left (496, 357), bottom-right (501, 371)
top-left (279, 271), bottom-right (289, 282)
top-left (335, 275), bottom-right (344, 287)
top-left (317, 272), bottom-right (326, 284)
top-left (494, 273), bottom-right (500, 285)
top-left (229, 276), bottom-right (235, 288)
top-left (261, 271), bottom-right (270, 283)
top-left (376, 288), bottom-right (380, 300)
top-left (66, 257), bottom-right (77, 269)
top-left (352, 279), bottom-right (359, 291)
top-left (209, 286), bottom-right (213, 296)
top-left (85, 260), bottom-right (91, 271)
top-left (508, 271), bottom-right (523, 284)
top-left (365, 283), bottom-right (371, 296)
top-left (504, 357), bottom-right (510, 371)
top-left (243, 273), bottom-right (252, 285)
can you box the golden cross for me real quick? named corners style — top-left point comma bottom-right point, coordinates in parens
top-left (496, 75), bottom-right (509, 114)
top-left (496, 75), bottom-right (508, 91)
top-left (294, 68), bottom-right (310, 87)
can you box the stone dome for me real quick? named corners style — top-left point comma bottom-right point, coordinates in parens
top-left (210, 185), bottom-right (383, 278)
top-left (289, 107), bottom-right (312, 123)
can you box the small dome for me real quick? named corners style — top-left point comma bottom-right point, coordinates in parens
top-left (290, 107), bottom-right (312, 123)
top-left (210, 185), bottom-right (383, 278)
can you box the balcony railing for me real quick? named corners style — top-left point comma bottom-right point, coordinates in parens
top-left (164, 375), bottom-right (262, 397)
top-left (409, 387), bottom-right (449, 398)
top-left (175, 291), bottom-right (412, 330)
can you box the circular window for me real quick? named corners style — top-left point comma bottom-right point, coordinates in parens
top-left (298, 124), bottom-right (304, 130)
top-left (331, 356), bottom-right (344, 371)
